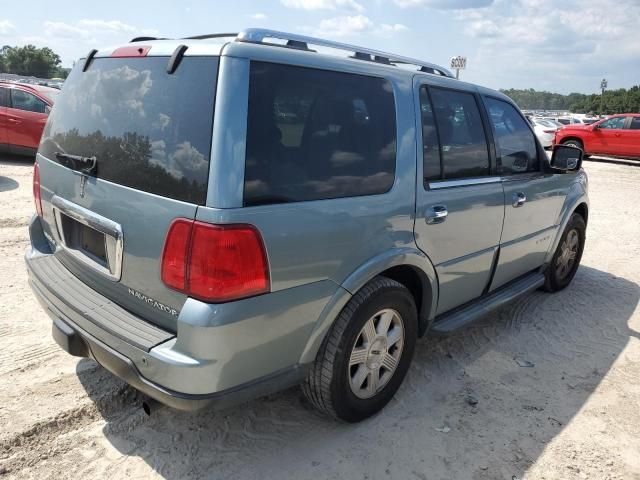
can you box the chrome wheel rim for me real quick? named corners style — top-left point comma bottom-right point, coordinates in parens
top-left (348, 308), bottom-right (404, 399)
top-left (556, 228), bottom-right (579, 279)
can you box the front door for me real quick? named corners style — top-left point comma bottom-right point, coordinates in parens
top-left (482, 96), bottom-right (566, 290)
top-left (590, 116), bottom-right (627, 156)
top-left (414, 83), bottom-right (504, 315)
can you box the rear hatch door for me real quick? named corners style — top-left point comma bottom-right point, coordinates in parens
top-left (37, 52), bottom-right (219, 331)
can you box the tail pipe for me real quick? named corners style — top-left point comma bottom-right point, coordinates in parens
top-left (142, 397), bottom-right (164, 416)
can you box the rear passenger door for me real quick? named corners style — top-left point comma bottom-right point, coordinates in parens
top-left (414, 83), bottom-right (504, 315)
top-left (482, 96), bottom-right (565, 290)
top-left (619, 116), bottom-right (640, 157)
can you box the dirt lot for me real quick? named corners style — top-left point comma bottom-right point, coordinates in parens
top-left (0, 155), bottom-right (639, 480)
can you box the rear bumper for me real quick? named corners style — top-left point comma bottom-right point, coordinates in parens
top-left (25, 215), bottom-right (336, 410)
top-left (46, 313), bottom-right (303, 411)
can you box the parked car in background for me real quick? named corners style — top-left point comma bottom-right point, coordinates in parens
top-left (26, 29), bottom-right (589, 422)
top-left (0, 82), bottom-right (58, 156)
top-left (555, 113), bottom-right (640, 159)
top-left (528, 117), bottom-right (559, 148)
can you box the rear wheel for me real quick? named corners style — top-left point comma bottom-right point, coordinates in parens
top-left (544, 213), bottom-right (586, 292)
top-left (302, 276), bottom-right (417, 422)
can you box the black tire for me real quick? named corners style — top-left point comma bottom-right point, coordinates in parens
top-left (562, 139), bottom-right (584, 151)
top-left (543, 213), bottom-right (586, 292)
top-left (302, 276), bottom-right (417, 422)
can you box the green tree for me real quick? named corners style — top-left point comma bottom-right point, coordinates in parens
top-left (0, 45), bottom-right (61, 78)
top-left (500, 87), bottom-right (640, 114)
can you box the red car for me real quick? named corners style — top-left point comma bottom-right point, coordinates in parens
top-left (554, 113), bottom-right (640, 159)
top-left (0, 82), bottom-right (59, 156)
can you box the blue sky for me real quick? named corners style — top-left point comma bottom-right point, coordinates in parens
top-left (1, 0), bottom-right (638, 94)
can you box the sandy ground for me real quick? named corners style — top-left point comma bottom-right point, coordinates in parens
top-left (0, 154), bottom-right (639, 480)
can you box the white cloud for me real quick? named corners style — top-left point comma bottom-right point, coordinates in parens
top-left (281, 0), bottom-right (364, 13)
top-left (250, 13), bottom-right (269, 20)
top-left (312, 15), bottom-right (374, 37)
top-left (394, 0), bottom-right (493, 8)
top-left (0, 20), bottom-right (15, 35)
top-left (305, 15), bottom-right (409, 39)
top-left (454, 0), bottom-right (640, 93)
top-left (378, 23), bottom-right (409, 33)
top-left (77, 19), bottom-right (137, 33)
top-left (44, 21), bottom-right (90, 39)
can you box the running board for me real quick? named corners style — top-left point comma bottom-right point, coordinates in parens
top-left (430, 272), bottom-right (545, 334)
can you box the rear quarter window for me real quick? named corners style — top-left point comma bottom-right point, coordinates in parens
top-left (243, 62), bottom-right (397, 206)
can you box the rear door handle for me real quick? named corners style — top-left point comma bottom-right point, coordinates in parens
top-left (426, 205), bottom-right (448, 224)
top-left (8, 118), bottom-right (21, 124)
top-left (512, 192), bottom-right (527, 208)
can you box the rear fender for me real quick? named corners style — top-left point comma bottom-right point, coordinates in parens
top-left (298, 247), bottom-right (439, 364)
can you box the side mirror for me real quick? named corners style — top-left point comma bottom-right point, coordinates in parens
top-left (550, 145), bottom-right (582, 172)
top-left (592, 124), bottom-right (599, 130)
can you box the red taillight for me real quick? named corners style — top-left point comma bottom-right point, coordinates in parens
top-left (33, 163), bottom-right (43, 217)
top-left (161, 220), bottom-right (269, 303)
top-left (161, 219), bottom-right (193, 291)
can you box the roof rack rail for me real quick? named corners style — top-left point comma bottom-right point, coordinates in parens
top-left (130, 36), bottom-right (167, 43)
top-left (184, 33), bottom-right (238, 40)
top-left (236, 28), bottom-right (455, 78)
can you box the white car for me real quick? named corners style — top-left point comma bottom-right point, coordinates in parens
top-left (528, 118), bottom-right (559, 148)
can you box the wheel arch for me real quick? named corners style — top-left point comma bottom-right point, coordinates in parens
top-left (560, 136), bottom-right (588, 152)
top-left (298, 248), bottom-right (439, 365)
top-left (545, 184), bottom-right (589, 265)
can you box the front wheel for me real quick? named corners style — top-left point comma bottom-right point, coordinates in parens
top-left (544, 213), bottom-right (586, 292)
top-left (562, 138), bottom-right (589, 157)
top-left (302, 276), bottom-right (417, 422)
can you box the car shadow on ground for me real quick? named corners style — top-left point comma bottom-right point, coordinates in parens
top-left (0, 153), bottom-right (33, 193)
top-left (76, 264), bottom-right (639, 479)
top-left (0, 152), bottom-right (35, 166)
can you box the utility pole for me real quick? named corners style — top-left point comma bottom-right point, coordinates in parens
top-left (600, 78), bottom-right (608, 115)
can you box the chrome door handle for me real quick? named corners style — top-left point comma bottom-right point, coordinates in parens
top-left (426, 205), bottom-right (448, 224)
top-left (512, 192), bottom-right (527, 208)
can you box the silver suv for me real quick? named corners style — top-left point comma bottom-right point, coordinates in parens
top-left (26, 29), bottom-right (588, 422)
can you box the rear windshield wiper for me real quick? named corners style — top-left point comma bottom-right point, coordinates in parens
top-left (55, 152), bottom-right (97, 175)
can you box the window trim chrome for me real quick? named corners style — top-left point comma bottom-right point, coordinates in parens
top-left (427, 176), bottom-right (502, 190)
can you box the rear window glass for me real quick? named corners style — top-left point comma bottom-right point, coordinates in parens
top-left (39, 56), bottom-right (218, 204)
top-left (244, 62), bottom-right (396, 206)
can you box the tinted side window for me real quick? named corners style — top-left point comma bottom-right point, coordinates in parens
top-left (11, 90), bottom-right (47, 113)
top-left (419, 87), bottom-right (441, 182)
top-left (244, 62), bottom-right (396, 206)
top-left (599, 117), bottom-right (626, 129)
top-left (0, 87), bottom-right (8, 108)
top-left (430, 88), bottom-right (489, 179)
top-left (485, 97), bottom-right (539, 174)
top-left (630, 117), bottom-right (640, 130)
